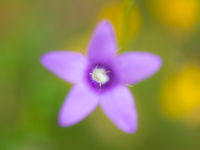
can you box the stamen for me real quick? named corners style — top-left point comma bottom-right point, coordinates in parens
top-left (105, 70), bottom-right (111, 74)
top-left (89, 67), bottom-right (110, 87)
top-left (99, 82), bottom-right (102, 87)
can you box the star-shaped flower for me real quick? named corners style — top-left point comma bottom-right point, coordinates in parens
top-left (41, 20), bottom-right (162, 133)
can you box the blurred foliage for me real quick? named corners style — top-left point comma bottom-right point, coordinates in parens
top-left (0, 0), bottom-right (200, 150)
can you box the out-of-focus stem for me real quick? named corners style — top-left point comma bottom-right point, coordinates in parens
top-left (122, 0), bottom-right (136, 46)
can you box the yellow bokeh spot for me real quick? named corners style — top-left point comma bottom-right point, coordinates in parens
top-left (161, 63), bottom-right (200, 120)
top-left (98, 1), bottom-right (141, 45)
top-left (150, 0), bottom-right (199, 31)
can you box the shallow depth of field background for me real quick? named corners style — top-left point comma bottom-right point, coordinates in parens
top-left (1, 0), bottom-right (200, 150)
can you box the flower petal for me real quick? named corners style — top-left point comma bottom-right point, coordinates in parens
top-left (40, 51), bottom-right (87, 84)
top-left (58, 84), bottom-right (99, 127)
top-left (88, 20), bottom-right (118, 63)
top-left (100, 86), bottom-right (138, 133)
top-left (116, 52), bottom-right (162, 85)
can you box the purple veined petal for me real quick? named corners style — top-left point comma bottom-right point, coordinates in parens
top-left (40, 51), bottom-right (87, 84)
top-left (116, 52), bottom-right (162, 85)
top-left (58, 84), bottom-right (99, 127)
top-left (87, 20), bottom-right (118, 63)
top-left (100, 86), bottom-right (138, 133)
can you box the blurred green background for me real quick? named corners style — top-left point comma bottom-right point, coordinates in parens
top-left (1, 0), bottom-right (200, 150)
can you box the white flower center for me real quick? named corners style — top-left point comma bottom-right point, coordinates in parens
top-left (90, 68), bottom-right (109, 87)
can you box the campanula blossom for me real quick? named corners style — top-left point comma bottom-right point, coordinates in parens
top-left (40, 20), bottom-right (162, 133)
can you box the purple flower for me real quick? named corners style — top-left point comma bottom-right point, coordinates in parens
top-left (40, 20), bottom-right (162, 133)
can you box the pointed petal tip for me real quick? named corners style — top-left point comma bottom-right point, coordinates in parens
top-left (58, 115), bottom-right (74, 127)
top-left (58, 107), bottom-right (83, 127)
top-left (118, 116), bottom-right (138, 134)
top-left (95, 19), bottom-right (115, 35)
top-left (150, 54), bottom-right (163, 73)
top-left (40, 52), bottom-right (54, 70)
top-left (155, 54), bottom-right (163, 68)
top-left (98, 19), bottom-right (112, 26)
top-left (123, 124), bottom-right (138, 134)
top-left (140, 52), bottom-right (163, 69)
top-left (58, 117), bottom-right (68, 127)
top-left (40, 51), bottom-right (88, 83)
top-left (40, 51), bottom-right (58, 67)
top-left (58, 110), bottom-right (69, 127)
top-left (88, 19), bottom-right (117, 62)
top-left (116, 52), bottom-right (163, 85)
top-left (40, 53), bottom-right (47, 66)
top-left (100, 86), bottom-right (138, 134)
top-left (57, 84), bottom-right (99, 128)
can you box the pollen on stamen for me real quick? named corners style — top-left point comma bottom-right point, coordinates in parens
top-left (89, 67), bottom-right (110, 87)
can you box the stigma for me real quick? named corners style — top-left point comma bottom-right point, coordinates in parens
top-left (90, 66), bottom-right (110, 87)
